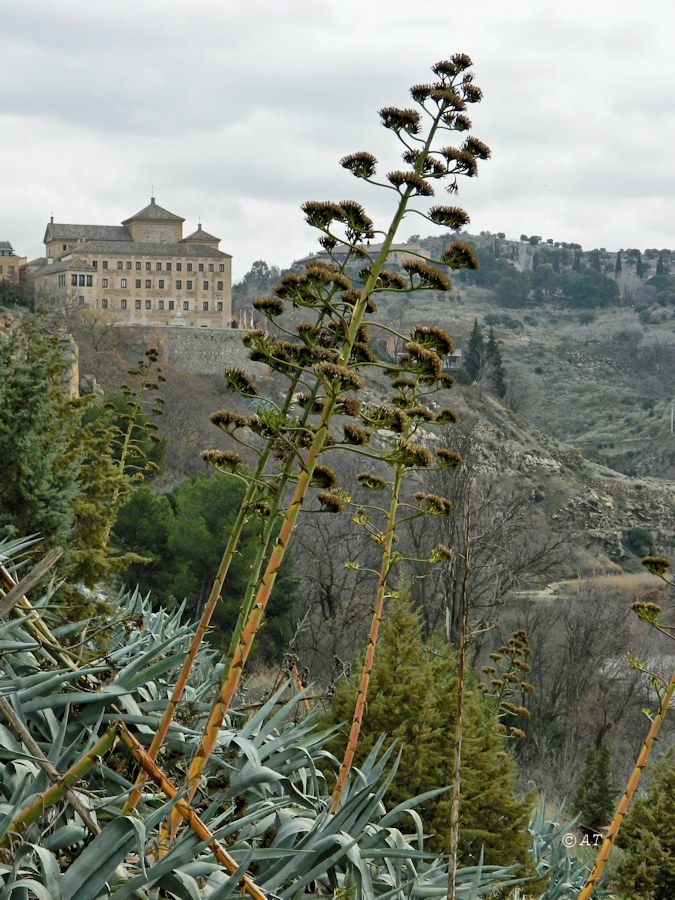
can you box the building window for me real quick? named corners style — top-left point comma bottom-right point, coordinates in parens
top-left (168, 300), bottom-right (174, 310)
top-left (78, 296), bottom-right (85, 306)
top-left (78, 274), bottom-right (85, 286)
top-left (158, 279), bottom-right (164, 289)
top-left (135, 279), bottom-right (141, 288)
top-left (135, 299), bottom-right (141, 309)
top-left (187, 280), bottom-right (193, 290)
top-left (158, 300), bottom-right (164, 310)
top-left (202, 280), bottom-right (208, 290)
top-left (117, 261), bottom-right (123, 269)
top-left (102, 278), bottom-right (109, 288)
top-left (198, 263), bottom-right (204, 272)
top-left (219, 263), bottom-right (225, 272)
top-left (71, 274), bottom-right (78, 286)
top-left (203, 301), bottom-right (209, 311)
top-left (183, 301), bottom-right (189, 310)
top-left (166, 262), bottom-right (172, 271)
top-left (102, 298), bottom-right (108, 309)
top-left (102, 261), bottom-right (108, 269)
top-left (86, 275), bottom-right (93, 286)
top-left (145, 300), bottom-right (151, 309)
top-left (145, 279), bottom-right (151, 289)
top-left (126, 261), bottom-right (132, 269)
top-left (217, 302), bottom-right (223, 311)
top-left (92, 260), bottom-right (97, 268)
top-left (63, 244), bottom-right (67, 251)
top-left (121, 278), bottom-right (127, 288)
top-left (176, 262), bottom-right (182, 272)
top-left (217, 281), bottom-right (223, 290)
top-left (208, 263), bottom-right (214, 272)
top-left (156, 262), bottom-right (161, 271)
top-left (58, 274), bottom-right (65, 287)
top-left (121, 299), bottom-right (127, 309)
top-left (146, 262), bottom-right (151, 271)
top-left (176, 280), bottom-right (182, 289)
top-left (187, 263), bottom-right (193, 272)
top-left (136, 261), bottom-right (141, 270)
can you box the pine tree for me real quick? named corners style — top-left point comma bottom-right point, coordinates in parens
top-left (614, 750), bottom-right (675, 899)
top-left (485, 328), bottom-right (507, 398)
top-left (464, 319), bottom-right (485, 382)
top-left (614, 250), bottom-right (623, 277)
top-left (321, 595), bottom-right (533, 871)
top-left (572, 741), bottom-right (617, 831)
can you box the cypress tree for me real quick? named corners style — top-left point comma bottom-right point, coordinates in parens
top-left (0, 319), bottom-right (83, 546)
top-left (636, 250), bottom-right (644, 278)
top-left (590, 249), bottom-right (601, 271)
top-left (573, 250), bottom-right (581, 272)
top-left (464, 319), bottom-right (485, 382)
top-left (656, 251), bottom-right (667, 276)
top-left (572, 741), bottom-right (617, 832)
top-left (614, 750), bottom-right (675, 899)
top-left (321, 595), bottom-right (533, 871)
top-left (485, 327), bottom-right (507, 398)
top-left (614, 250), bottom-right (623, 277)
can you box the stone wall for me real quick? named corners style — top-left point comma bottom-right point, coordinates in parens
top-left (141, 325), bottom-right (254, 375)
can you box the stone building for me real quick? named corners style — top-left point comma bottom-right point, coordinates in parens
top-left (0, 241), bottom-right (27, 283)
top-left (31, 198), bottom-right (232, 327)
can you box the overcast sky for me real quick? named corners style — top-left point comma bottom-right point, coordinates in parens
top-left (3, 0), bottom-right (675, 281)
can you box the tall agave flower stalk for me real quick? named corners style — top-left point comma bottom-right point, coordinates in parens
top-left (162, 54), bottom-right (489, 847)
top-left (579, 554), bottom-right (675, 899)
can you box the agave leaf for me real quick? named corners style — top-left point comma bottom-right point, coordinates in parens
top-left (31, 844), bottom-right (64, 900)
top-left (156, 870), bottom-right (202, 900)
top-left (61, 817), bottom-right (142, 900)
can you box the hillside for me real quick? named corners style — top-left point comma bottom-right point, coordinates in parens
top-left (377, 231), bottom-right (675, 481)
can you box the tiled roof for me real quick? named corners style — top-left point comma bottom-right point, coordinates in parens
top-left (65, 240), bottom-right (231, 259)
top-left (122, 197), bottom-right (184, 224)
top-left (182, 224), bottom-right (220, 244)
top-left (44, 224), bottom-right (131, 243)
top-left (32, 257), bottom-right (97, 276)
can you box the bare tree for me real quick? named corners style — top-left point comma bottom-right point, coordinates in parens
top-left (400, 420), bottom-right (565, 650)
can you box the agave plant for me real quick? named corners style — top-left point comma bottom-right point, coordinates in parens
top-left (0, 536), bottom-right (529, 898)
